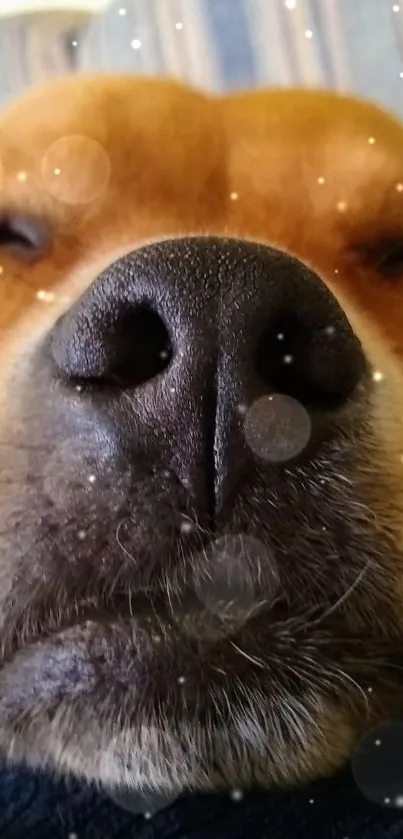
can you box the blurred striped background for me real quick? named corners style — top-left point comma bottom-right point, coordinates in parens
top-left (0, 0), bottom-right (402, 116)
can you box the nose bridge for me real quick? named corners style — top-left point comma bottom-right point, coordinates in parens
top-left (167, 256), bottom-right (261, 517)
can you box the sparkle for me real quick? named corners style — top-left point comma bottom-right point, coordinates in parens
top-left (230, 191), bottom-right (239, 200)
top-left (175, 21), bottom-right (183, 29)
top-left (230, 789), bottom-right (244, 801)
top-left (368, 137), bottom-right (376, 144)
top-left (118, 7), bottom-right (127, 14)
top-left (68, 834), bottom-right (78, 839)
top-left (305, 29), bottom-right (313, 38)
top-left (384, 797), bottom-right (391, 804)
top-left (400, 454), bottom-right (403, 463)
top-left (367, 686), bottom-right (373, 693)
top-left (131, 39), bottom-right (142, 49)
top-left (336, 200), bottom-right (347, 212)
top-left (180, 520), bottom-right (194, 534)
top-left (334, 268), bottom-right (339, 274)
top-left (72, 40), bottom-right (78, 47)
top-left (396, 183), bottom-right (403, 192)
top-left (178, 676), bottom-right (186, 684)
top-left (159, 349), bottom-right (170, 360)
top-left (277, 332), bottom-right (285, 340)
top-left (152, 634), bottom-right (162, 643)
top-left (400, 72), bottom-right (403, 78)
top-left (317, 176), bottom-right (325, 184)
top-left (283, 354), bottom-right (293, 364)
top-left (375, 739), bottom-right (382, 746)
top-left (0, 266), bottom-right (3, 274)
top-left (325, 325), bottom-right (335, 336)
top-left (88, 474), bottom-right (97, 483)
top-left (395, 795), bottom-right (403, 807)
top-left (76, 385), bottom-right (83, 392)
top-left (284, 0), bottom-right (296, 6)
top-left (36, 289), bottom-right (55, 302)
top-left (372, 370), bottom-right (384, 382)
top-left (77, 530), bottom-right (86, 540)
top-left (53, 168), bottom-right (61, 176)
top-left (309, 798), bottom-right (315, 804)
top-left (16, 171), bottom-right (27, 182)
top-left (144, 812), bottom-right (152, 819)
top-left (393, 4), bottom-right (400, 11)
top-left (237, 403), bottom-right (248, 414)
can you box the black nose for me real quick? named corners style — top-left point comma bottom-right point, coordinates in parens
top-left (51, 237), bottom-right (367, 516)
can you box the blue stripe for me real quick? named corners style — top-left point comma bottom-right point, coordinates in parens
top-left (201, 0), bottom-right (258, 90)
top-left (340, 0), bottom-right (403, 117)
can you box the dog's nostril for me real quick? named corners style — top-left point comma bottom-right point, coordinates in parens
top-left (255, 310), bottom-right (363, 408)
top-left (53, 304), bottom-right (173, 387)
top-left (100, 306), bottom-right (173, 387)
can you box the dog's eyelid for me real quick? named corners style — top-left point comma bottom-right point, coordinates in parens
top-left (352, 235), bottom-right (403, 279)
top-left (0, 213), bottom-right (52, 262)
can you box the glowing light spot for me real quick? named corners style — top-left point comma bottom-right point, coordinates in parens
top-left (77, 530), bottom-right (86, 540)
top-left (175, 21), bottom-right (183, 29)
top-left (396, 183), bottom-right (403, 192)
top-left (304, 29), bottom-right (313, 38)
top-left (277, 332), bottom-right (285, 340)
top-left (284, 0), bottom-right (296, 6)
top-left (230, 191), bottom-right (239, 200)
top-left (118, 7), bottom-right (127, 14)
top-left (400, 72), bottom-right (403, 78)
top-left (36, 289), bottom-right (55, 302)
top-left (16, 171), bottom-right (27, 182)
top-left (372, 370), bottom-right (384, 382)
top-left (178, 676), bottom-right (186, 684)
top-left (72, 40), bottom-right (78, 47)
top-left (76, 385), bottom-right (82, 392)
top-left (42, 135), bottom-right (111, 205)
top-left (336, 201), bottom-right (347, 212)
top-left (325, 325), bottom-right (336, 336)
top-left (334, 268), bottom-right (339, 274)
top-left (230, 789), bottom-right (244, 801)
top-left (144, 812), bottom-right (152, 819)
top-left (244, 393), bottom-right (312, 463)
top-left (393, 4), bottom-right (400, 11)
top-left (368, 137), bottom-right (376, 144)
top-left (131, 39), bottom-right (142, 49)
top-left (283, 354), bottom-right (293, 364)
top-left (88, 474), bottom-right (96, 483)
top-left (180, 520), bottom-right (194, 534)
top-left (395, 795), bottom-right (403, 807)
top-left (0, 266), bottom-right (3, 275)
top-left (309, 798), bottom-right (315, 804)
top-left (317, 176), bottom-right (325, 184)
top-left (352, 720), bottom-right (403, 806)
top-left (237, 403), bottom-right (248, 414)
top-left (367, 686), bottom-right (373, 693)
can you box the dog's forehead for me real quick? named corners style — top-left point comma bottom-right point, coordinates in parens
top-left (223, 89), bottom-right (403, 246)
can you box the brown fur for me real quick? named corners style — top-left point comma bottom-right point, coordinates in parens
top-left (0, 74), bottom-right (403, 795)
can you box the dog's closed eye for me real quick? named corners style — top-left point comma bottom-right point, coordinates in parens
top-left (358, 236), bottom-right (403, 280)
top-left (0, 214), bottom-right (51, 262)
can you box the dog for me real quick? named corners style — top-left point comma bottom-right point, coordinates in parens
top-left (0, 73), bottom-right (403, 797)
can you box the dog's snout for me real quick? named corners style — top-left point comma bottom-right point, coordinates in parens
top-left (51, 237), bottom-right (367, 514)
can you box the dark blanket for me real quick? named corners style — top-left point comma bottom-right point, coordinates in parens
top-left (1, 764), bottom-right (402, 839)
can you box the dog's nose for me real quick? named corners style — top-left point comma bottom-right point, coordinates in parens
top-left (52, 237), bottom-right (366, 516)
